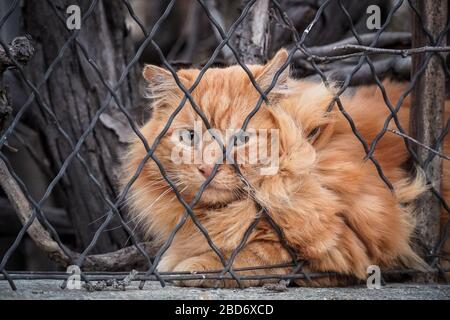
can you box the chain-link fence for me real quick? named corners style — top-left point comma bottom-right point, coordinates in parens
top-left (0, 0), bottom-right (448, 290)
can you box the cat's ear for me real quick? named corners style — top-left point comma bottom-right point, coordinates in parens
top-left (143, 64), bottom-right (187, 99)
top-left (256, 49), bottom-right (290, 94)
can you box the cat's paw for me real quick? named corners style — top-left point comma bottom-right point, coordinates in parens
top-left (172, 257), bottom-right (234, 288)
top-left (155, 254), bottom-right (184, 273)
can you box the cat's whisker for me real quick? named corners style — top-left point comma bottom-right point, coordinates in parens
top-left (121, 174), bottom-right (187, 209)
top-left (145, 187), bottom-right (175, 210)
top-left (169, 185), bottom-right (188, 202)
top-left (127, 184), bottom-right (182, 233)
top-left (88, 213), bottom-right (109, 226)
top-left (107, 186), bottom-right (175, 234)
top-left (123, 183), bottom-right (172, 204)
top-left (122, 218), bottom-right (144, 248)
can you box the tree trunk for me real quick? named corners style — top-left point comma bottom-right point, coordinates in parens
top-left (22, 0), bottom-right (146, 253)
top-left (233, 0), bottom-right (271, 64)
top-left (410, 0), bottom-right (447, 264)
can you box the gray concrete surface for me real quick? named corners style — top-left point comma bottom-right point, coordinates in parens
top-left (0, 280), bottom-right (449, 300)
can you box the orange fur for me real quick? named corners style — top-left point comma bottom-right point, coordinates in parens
top-left (121, 49), bottom-right (449, 287)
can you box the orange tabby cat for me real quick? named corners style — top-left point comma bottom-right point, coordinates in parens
top-left (121, 49), bottom-right (449, 287)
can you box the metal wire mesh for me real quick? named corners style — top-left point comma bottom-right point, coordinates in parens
top-left (0, 0), bottom-right (448, 290)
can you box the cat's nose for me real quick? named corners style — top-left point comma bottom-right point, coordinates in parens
top-left (198, 164), bottom-right (219, 178)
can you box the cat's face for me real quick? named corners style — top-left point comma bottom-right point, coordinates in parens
top-left (138, 50), bottom-right (334, 206)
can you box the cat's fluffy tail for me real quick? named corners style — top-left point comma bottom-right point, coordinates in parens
top-left (394, 166), bottom-right (428, 204)
top-left (394, 167), bottom-right (432, 272)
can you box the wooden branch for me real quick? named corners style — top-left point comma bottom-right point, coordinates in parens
top-left (332, 44), bottom-right (450, 58)
top-left (0, 157), bottom-right (158, 271)
top-left (410, 0), bottom-right (447, 263)
top-left (0, 36), bottom-right (34, 75)
top-left (290, 31), bottom-right (450, 83)
top-left (301, 56), bottom-right (411, 85)
top-left (233, 0), bottom-right (271, 64)
top-left (294, 32), bottom-right (411, 59)
top-left (0, 157), bottom-right (73, 267)
top-left (291, 33), bottom-right (415, 78)
top-left (387, 129), bottom-right (450, 161)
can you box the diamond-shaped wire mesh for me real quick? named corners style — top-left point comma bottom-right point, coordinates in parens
top-left (0, 0), bottom-right (448, 290)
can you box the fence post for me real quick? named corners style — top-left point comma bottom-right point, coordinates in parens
top-left (410, 0), bottom-right (447, 263)
top-left (233, 0), bottom-right (271, 64)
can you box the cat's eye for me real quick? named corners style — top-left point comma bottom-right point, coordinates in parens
top-left (307, 127), bottom-right (321, 141)
top-left (178, 129), bottom-right (197, 147)
top-left (233, 131), bottom-right (250, 146)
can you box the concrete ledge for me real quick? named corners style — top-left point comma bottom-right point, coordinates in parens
top-left (0, 280), bottom-right (449, 300)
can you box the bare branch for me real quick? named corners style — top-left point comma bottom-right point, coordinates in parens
top-left (387, 129), bottom-right (450, 161)
top-left (332, 44), bottom-right (450, 58)
top-left (292, 32), bottom-right (411, 63)
top-left (0, 157), bottom-right (158, 271)
top-left (303, 56), bottom-right (411, 85)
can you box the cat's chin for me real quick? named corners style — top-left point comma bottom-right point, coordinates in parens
top-left (196, 185), bottom-right (239, 207)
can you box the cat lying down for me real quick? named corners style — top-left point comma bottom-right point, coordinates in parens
top-left (121, 49), bottom-right (449, 287)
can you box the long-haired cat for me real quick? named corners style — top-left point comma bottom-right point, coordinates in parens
top-left (121, 49), bottom-right (449, 287)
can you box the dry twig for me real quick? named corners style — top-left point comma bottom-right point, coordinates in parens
top-left (0, 157), bottom-right (157, 271)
